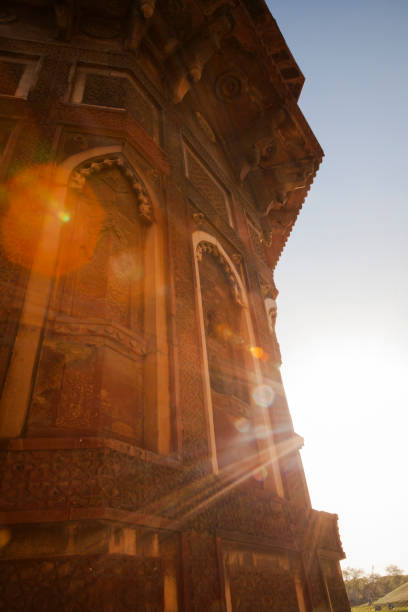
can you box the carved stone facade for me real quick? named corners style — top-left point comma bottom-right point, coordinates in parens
top-left (0, 1), bottom-right (349, 610)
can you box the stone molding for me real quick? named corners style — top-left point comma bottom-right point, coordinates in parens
top-left (69, 154), bottom-right (154, 224)
top-left (196, 240), bottom-right (244, 306)
top-left (51, 317), bottom-right (147, 359)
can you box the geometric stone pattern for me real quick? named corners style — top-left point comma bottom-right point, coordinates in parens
top-left (0, 555), bottom-right (163, 612)
top-left (0, 0), bottom-right (349, 609)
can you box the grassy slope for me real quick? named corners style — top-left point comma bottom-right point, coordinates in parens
top-left (352, 606), bottom-right (408, 611)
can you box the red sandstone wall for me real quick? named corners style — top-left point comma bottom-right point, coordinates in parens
top-left (0, 3), bottom-right (348, 610)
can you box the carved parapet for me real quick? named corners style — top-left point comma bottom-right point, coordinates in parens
top-left (287, 506), bottom-right (346, 560)
top-left (315, 511), bottom-right (346, 558)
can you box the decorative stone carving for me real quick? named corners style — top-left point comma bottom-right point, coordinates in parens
top-left (69, 155), bottom-right (154, 224)
top-left (185, 145), bottom-right (230, 221)
top-left (264, 297), bottom-right (277, 334)
top-left (260, 226), bottom-right (273, 246)
top-left (0, 555), bottom-right (164, 611)
top-left (215, 71), bottom-right (242, 102)
top-left (196, 241), bottom-right (243, 306)
top-left (54, 2), bottom-right (74, 41)
top-left (259, 278), bottom-right (278, 300)
top-left (192, 212), bottom-right (205, 225)
top-left (228, 565), bottom-right (299, 610)
top-left (195, 112), bottom-right (216, 143)
top-left (167, 6), bottom-right (235, 103)
top-left (139, 0), bottom-right (156, 19)
top-left (239, 106), bottom-right (287, 182)
top-left (52, 318), bottom-right (147, 358)
top-left (264, 156), bottom-right (317, 216)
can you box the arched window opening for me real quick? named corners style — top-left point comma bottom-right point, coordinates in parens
top-left (25, 154), bottom-right (170, 453)
top-left (56, 160), bottom-right (148, 330)
top-left (197, 241), bottom-right (258, 470)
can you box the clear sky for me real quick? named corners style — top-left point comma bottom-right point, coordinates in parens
top-left (267, 0), bottom-right (408, 574)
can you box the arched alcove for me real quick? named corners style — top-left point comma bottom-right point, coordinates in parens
top-left (192, 231), bottom-right (284, 494)
top-left (0, 148), bottom-right (171, 455)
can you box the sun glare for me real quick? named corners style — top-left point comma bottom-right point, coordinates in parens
top-left (1, 164), bottom-right (105, 277)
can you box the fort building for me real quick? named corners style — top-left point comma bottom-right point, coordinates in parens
top-left (0, 1), bottom-right (349, 609)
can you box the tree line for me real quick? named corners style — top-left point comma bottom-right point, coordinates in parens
top-left (343, 565), bottom-right (407, 606)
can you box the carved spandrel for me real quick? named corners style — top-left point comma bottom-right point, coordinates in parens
top-left (196, 241), bottom-right (242, 305)
top-left (69, 155), bottom-right (154, 224)
top-left (186, 148), bottom-right (230, 222)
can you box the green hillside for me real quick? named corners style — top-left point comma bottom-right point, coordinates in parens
top-left (352, 607), bottom-right (408, 612)
top-left (344, 570), bottom-right (408, 607)
top-left (376, 580), bottom-right (408, 605)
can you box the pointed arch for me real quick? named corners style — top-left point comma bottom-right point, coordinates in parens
top-left (192, 231), bottom-right (284, 493)
top-left (0, 146), bottom-right (171, 455)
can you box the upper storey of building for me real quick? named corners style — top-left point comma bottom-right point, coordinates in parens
top-left (1, 0), bottom-right (323, 268)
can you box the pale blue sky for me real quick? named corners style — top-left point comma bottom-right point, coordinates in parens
top-left (267, 1), bottom-right (408, 574)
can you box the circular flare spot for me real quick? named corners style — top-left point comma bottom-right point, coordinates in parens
top-left (234, 417), bottom-right (250, 433)
top-left (249, 346), bottom-right (263, 359)
top-left (58, 211), bottom-right (71, 223)
top-left (252, 385), bottom-right (275, 408)
top-left (0, 164), bottom-right (105, 276)
top-left (249, 346), bottom-right (269, 361)
top-left (253, 466), bottom-right (268, 482)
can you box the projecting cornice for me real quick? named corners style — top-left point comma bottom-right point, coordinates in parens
top-left (2, 0), bottom-right (323, 267)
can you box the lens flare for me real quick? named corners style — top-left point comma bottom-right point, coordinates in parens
top-left (249, 346), bottom-right (269, 361)
top-left (234, 416), bottom-right (250, 433)
top-left (253, 466), bottom-right (268, 482)
top-left (216, 324), bottom-right (233, 340)
top-left (0, 164), bottom-right (105, 276)
top-left (254, 424), bottom-right (271, 440)
top-left (0, 528), bottom-right (11, 549)
top-left (111, 251), bottom-right (143, 281)
top-left (57, 211), bottom-right (71, 223)
top-left (252, 384), bottom-right (275, 408)
top-left (249, 346), bottom-right (263, 359)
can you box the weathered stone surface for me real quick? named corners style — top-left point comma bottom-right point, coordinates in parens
top-left (0, 1), bottom-right (348, 609)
